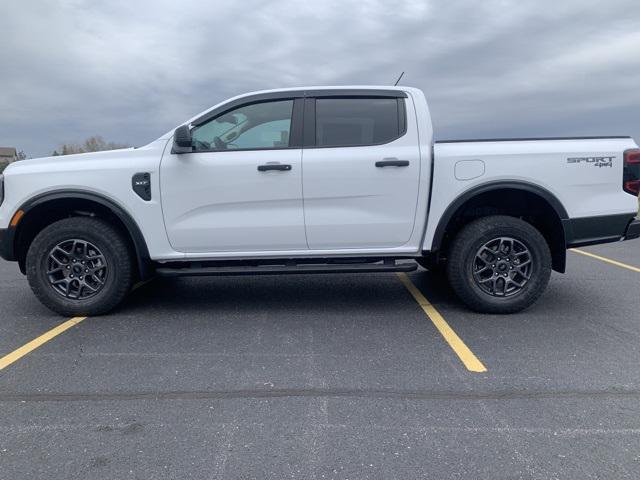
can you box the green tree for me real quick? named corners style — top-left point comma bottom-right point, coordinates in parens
top-left (54, 136), bottom-right (130, 156)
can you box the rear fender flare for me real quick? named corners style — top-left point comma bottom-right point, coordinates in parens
top-left (429, 180), bottom-right (569, 272)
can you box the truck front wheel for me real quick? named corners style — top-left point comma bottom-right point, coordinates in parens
top-left (26, 217), bottom-right (134, 316)
top-left (446, 215), bottom-right (551, 314)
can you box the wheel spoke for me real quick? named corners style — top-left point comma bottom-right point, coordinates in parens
top-left (484, 243), bottom-right (500, 255)
top-left (49, 255), bottom-right (63, 265)
top-left (54, 246), bottom-right (71, 257)
top-left (475, 266), bottom-right (491, 275)
top-left (514, 267), bottom-right (531, 280)
top-left (498, 238), bottom-right (506, 255)
top-left (89, 265), bottom-right (106, 276)
top-left (477, 276), bottom-right (495, 284)
top-left (87, 273), bottom-right (105, 286)
top-left (81, 281), bottom-right (98, 293)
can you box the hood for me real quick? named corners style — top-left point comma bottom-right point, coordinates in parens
top-left (3, 139), bottom-right (168, 176)
top-left (6, 147), bottom-right (135, 170)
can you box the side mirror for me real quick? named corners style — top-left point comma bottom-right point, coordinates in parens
top-left (171, 125), bottom-right (192, 154)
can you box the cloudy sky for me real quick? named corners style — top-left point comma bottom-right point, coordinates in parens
top-left (1, 0), bottom-right (639, 157)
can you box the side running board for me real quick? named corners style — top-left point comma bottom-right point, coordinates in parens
top-left (155, 259), bottom-right (417, 277)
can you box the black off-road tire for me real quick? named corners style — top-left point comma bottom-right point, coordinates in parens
top-left (26, 217), bottom-right (134, 316)
top-left (446, 215), bottom-right (551, 314)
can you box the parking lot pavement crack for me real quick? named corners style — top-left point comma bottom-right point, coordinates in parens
top-left (2, 423), bottom-right (640, 437)
top-left (2, 387), bottom-right (640, 403)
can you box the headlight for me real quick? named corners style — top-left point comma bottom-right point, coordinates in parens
top-left (0, 174), bottom-right (4, 206)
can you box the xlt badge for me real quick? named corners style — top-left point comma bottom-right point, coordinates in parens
top-left (132, 172), bottom-right (152, 200)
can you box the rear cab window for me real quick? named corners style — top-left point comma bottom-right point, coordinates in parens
top-left (314, 97), bottom-right (406, 148)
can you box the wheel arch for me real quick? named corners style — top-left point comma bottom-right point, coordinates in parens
top-left (429, 181), bottom-right (569, 273)
top-left (11, 190), bottom-right (152, 279)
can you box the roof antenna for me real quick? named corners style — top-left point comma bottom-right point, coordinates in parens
top-left (393, 71), bottom-right (404, 86)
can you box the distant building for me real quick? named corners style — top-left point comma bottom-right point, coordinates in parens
top-left (0, 147), bottom-right (17, 163)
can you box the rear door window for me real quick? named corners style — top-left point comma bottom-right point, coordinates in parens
top-left (315, 98), bottom-right (402, 147)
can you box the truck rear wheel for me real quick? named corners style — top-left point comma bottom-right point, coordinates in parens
top-left (26, 217), bottom-right (134, 316)
top-left (446, 215), bottom-right (551, 314)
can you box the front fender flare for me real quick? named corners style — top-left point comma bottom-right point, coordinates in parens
top-left (12, 189), bottom-right (152, 278)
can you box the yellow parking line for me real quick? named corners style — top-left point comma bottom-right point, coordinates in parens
top-left (0, 280), bottom-right (152, 372)
top-left (397, 273), bottom-right (487, 373)
top-left (0, 317), bottom-right (87, 371)
top-left (570, 248), bottom-right (640, 273)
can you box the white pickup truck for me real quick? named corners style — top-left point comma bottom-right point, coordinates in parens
top-left (1, 86), bottom-right (639, 316)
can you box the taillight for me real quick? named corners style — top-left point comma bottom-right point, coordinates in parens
top-left (623, 148), bottom-right (640, 196)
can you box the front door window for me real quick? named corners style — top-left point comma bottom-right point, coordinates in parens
top-left (191, 100), bottom-right (294, 151)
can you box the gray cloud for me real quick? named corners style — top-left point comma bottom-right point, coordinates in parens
top-left (1, 0), bottom-right (639, 157)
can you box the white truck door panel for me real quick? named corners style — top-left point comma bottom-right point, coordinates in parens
top-left (160, 149), bottom-right (305, 252)
top-left (302, 97), bottom-right (421, 249)
top-left (160, 98), bottom-right (307, 253)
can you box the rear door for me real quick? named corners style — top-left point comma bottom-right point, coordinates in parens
top-left (301, 92), bottom-right (421, 249)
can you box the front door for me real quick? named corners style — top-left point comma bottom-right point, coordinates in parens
top-left (160, 98), bottom-right (307, 253)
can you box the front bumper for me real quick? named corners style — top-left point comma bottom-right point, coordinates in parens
top-left (0, 228), bottom-right (16, 261)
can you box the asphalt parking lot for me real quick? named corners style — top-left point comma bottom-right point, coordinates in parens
top-left (1, 242), bottom-right (639, 479)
